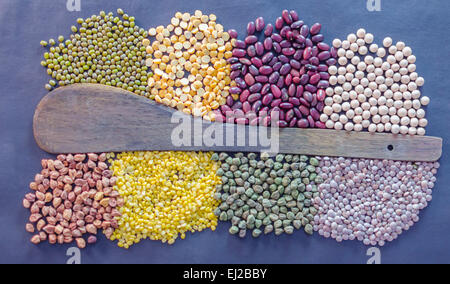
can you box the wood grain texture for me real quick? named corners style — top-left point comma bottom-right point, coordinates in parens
top-left (33, 84), bottom-right (443, 161)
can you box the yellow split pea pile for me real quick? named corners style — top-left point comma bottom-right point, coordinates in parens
top-left (144, 10), bottom-right (234, 121)
top-left (107, 151), bottom-right (222, 248)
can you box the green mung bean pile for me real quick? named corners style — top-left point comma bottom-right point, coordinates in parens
top-left (40, 9), bottom-right (150, 97)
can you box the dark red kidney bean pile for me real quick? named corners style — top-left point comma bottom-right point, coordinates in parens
top-left (216, 10), bottom-right (338, 128)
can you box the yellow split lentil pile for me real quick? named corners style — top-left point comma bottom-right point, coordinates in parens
top-left (108, 151), bottom-right (222, 248)
top-left (144, 10), bottom-right (235, 121)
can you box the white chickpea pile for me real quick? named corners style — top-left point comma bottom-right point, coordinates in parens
top-left (323, 29), bottom-right (430, 135)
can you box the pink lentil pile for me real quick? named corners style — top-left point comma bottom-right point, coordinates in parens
top-left (313, 157), bottom-right (439, 246)
top-left (23, 153), bottom-right (123, 248)
top-left (218, 10), bottom-right (337, 128)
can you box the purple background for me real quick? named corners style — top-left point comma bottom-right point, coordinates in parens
top-left (0, 0), bottom-right (449, 264)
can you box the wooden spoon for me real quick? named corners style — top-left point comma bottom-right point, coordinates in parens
top-left (33, 84), bottom-right (442, 161)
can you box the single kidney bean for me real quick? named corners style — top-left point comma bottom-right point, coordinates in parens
top-left (309, 73), bottom-right (321, 85)
top-left (226, 95), bottom-right (234, 107)
top-left (255, 17), bottom-right (265, 31)
top-left (261, 83), bottom-right (271, 95)
top-left (315, 121), bottom-right (326, 129)
top-left (317, 64), bottom-right (329, 72)
top-left (275, 17), bottom-right (284, 30)
top-left (269, 72), bottom-right (280, 84)
top-left (280, 26), bottom-right (290, 37)
top-left (316, 89), bottom-right (326, 101)
top-left (317, 80), bottom-right (329, 89)
top-left (273, 42), bottom-right (282, 53)
top-left (277, 120), bottom-right (288, 128)
top-left (247, 21), bottom-right (256, 35)
top-left (290, 10), bottom-right (299, 21)
top-left (280, 102), bottom-right (293, 110)
top-left (251, 57), bottom-right (263, 68)
top-left (310, 23), bottom-right (322, 35)
top-left (280, 40), bottom-right (291, 48)
top-left (300, 97), bottom-right (310, 107)
top-left (235, 40), bottom-right (246, 49)
top-left (255, 42), bottom-right (264, 56)
top-left (221, 104), bottom-right (232, 114)
top-left (317, 42), bottom-right (330, 51)
top-left (276, 75), bottom-right (285, 88)
top-left (271, 99), bottom-right (282, 107)
top-left (269, 56), bottom-right (279, 67)
top-left (285, 74), bottom-right (293, 85)
top-left (316, 101), bottom-right (324, 112)
top-left (282, 48), bottom-right (295, 56)
top-left (256, 75), bottom-right (269, 83)
top-left (291, 20), bottom-right (304, 29)
top-left (311, 34), bottom-right (324, 43)
top-left (228, 29), bottom-right (238, 38)
top-left (247, 45), bottom-right (256, 57)
top-left (232, 101), bottom-right (243, 110)
top-left (307, 115), bottom-right (315, 128)
top-left (289, 117), bottom-right (298, 127)
top-left (235, 77), bottom-right (247, 89)
top-left (249, 65), bottom-right (259, 76)
top-left (299, 105), bottom-right (310, 116)
top-left (278, 54), bottom-right (289, 63)
top-left (245, 35), bottom-right (258, 45)
top-left (231, 63), bottom-right (242, 71)
top-left (264, 23), bottom-right (274, 36)
top-left (249, 83), bottom-right (263, 93)
top-left (318, 51), bottom-right (331, 61)
top-left (230, 86), bottom-right (242, 94)
top-left (232, 49), bottom-right (246, 58)
top-left (240, 89), bottom-right (251, 102)
top-left (264, 37), bottom-right (273, 50)
top-left (297, 119), bottom-right (309, 128)
top-left (281, 88), bottom-right (289, 101)
top-left (244, 73), bottom-right (255, 86)
top-left (239, 58), bottom-right (252, 65)
top-left (280, 63), bottom-right (291, 75)
top-left (305, 84), bottom-right (317, 93)
top-left (242, 101), bottom-right (252, 113)
top-left (296, 85), bottom-right (304, 97)
top-left (286, 109), bottom-right (295, 122)
top-left (310, 108), bottom-right (320, 120)
top-left (262, 93), bottom-right (274, 105)
top-left (271, 85), bottom-right (282, 98)
top-left (330, 47), bottom-right (338, 58)
top-left (227, 57), bottom-right (239, 64)
top-left (320, 72), bottom-right (330, 80)
top-left (282, 10), bottom-right (293, 24)
top-left (290, 59), bottom-right (301, 70)
top-left (230, 70), bottom-right (241, 80)
top-left (326, 58), bottom-right (337, 66)
top-left (259, 66), bottom-right (273, 75)
top-left (288, 84), bottom-right (296, 96)
top-left (300, 25), bottom-right (309, 37)
top-left (252, 100), bottom-right (263, 113)
top-left (271, 33), bottom-right (283, 42)
top-left (289, 97), bottom-right (300, 106)
top-left (241, 64), bottom-right (248, 75)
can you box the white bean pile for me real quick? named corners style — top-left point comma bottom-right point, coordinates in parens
top-left (323, 29), bottom-right (430, 135)
top-left (313, 157), bottom-right (439, 246)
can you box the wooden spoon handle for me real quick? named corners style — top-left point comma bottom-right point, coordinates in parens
top-left (33, 84), bottom-right (442, 161)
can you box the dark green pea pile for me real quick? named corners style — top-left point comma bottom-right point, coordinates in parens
top-left (212, 152), bottom-right (323, 238)
top-left (39, 9), bottom-right (150, 97)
